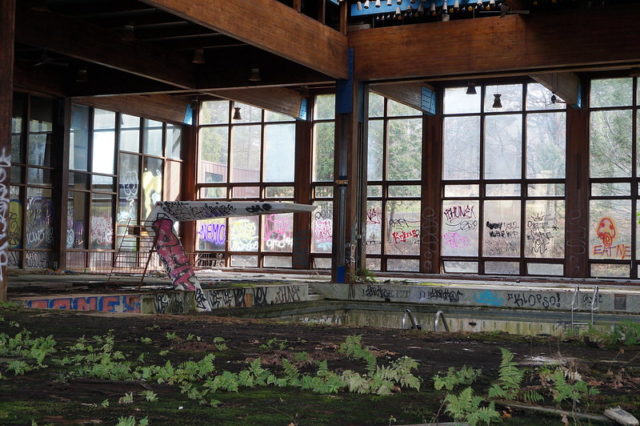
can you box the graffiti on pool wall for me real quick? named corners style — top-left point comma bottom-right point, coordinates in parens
top-left (0, 149), bottom-right (11, 281)
top-left (203, 285), bottom-right (304, 311)
top-left (25, 295), bottom-right (141, 312)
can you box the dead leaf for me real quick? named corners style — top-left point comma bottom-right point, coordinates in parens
top-left (561, 413), bottom-right (569, 425)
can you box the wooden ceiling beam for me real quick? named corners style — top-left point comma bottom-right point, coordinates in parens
top-left (529, 72), bottom-right (581, 108)
top-left (72, 94), bottom-right (190, 125)
top-left (15, 5), bottom-right (196, 89)
top-left (370, 82), bottom-right (433, 114)
top-left (206, 87), bottom-right (307, 120)
top-left (140, 0), bottom-right (348, 79)
top-left (350, 5), bottom-right (640, 81)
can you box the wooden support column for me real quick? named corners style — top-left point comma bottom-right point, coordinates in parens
top-left (53, 99), bottom-right (71, 271)
top-left (0, 0), bottom-right (15, 300)
top-left (420, 102), bottom-right (443, 274)
top-left (332, 50), bottom-right (367, 283)
top-left (293, 112), bottom-right (312, 269)
top-left (339, 0), bottom-right (348, 35)
top-left (565, 83), bottom-right (589, 278)
top-left (180, 109), bottom-right (198, 256)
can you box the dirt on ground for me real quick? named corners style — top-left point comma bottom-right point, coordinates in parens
top-left (1, 302), bottom-right (639, 425)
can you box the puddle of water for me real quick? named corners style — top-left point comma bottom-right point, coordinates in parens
top-left (277, 309), bottom-right (616, 337)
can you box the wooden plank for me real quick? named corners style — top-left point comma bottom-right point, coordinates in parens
top-left (140, 0), bottom-right (348, 79)
top-left (350, 5), bottom-right (640, 81)
top-left (530, 72), bottom-right (581, 108)
top-left (0, 0), bottom-right (15, 300)
top-left (180, 124), bottom-right (198, 256)
top-left (207, 87), bottom-right (305, 120)
top-left (370, 82), bottom-right (437, 114)
top-left (72, 94), bottom-right (190, 125)
top-left (15, 6), bottom-right (195, 89)
top-left (13, 60), bottom-right (67, 97)
top-left (292, 118), bottom-right (312, 269)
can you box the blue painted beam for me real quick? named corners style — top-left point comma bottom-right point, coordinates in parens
top-left (351, 0), bottom-right (492, 16)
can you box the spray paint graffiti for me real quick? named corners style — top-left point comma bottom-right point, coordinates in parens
top-left (592, 217), bottom-right (630, 259)
top-left (25, 295), bottom-right (141, 312)
top-left (146, 201), bottom-right (315, 312)
top-left (8, 199), bottom-right (21, 249)
top-left (198, 222), bottom-right (226, 245)
top-left (229, 218), bottom-right (258, 251)
top-left (0, 149), bottom-right (10, 281)
top-left (25, 197), bottom-right (54, 249)
top-left (263, 214), bottom-right (293, 251)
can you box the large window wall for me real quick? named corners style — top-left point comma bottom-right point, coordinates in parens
top-left (588, 78), bottom-right (639, 278)
top-left (440, 83), bottom-right (566, 276)
top-left (9, 93), bottom-right (57, 269)
top-left (366, 93), bottom-right (423, 272)
top-left (197, 101), bottom-right (297, 268)
top-left (66, 106), bottom-right (182, 269)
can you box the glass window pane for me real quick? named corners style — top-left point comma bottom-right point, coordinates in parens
top-left (369, 92), bottom-right (384, 117)
top-left (27, 167), bottom-right (51, 185)
top-left (230, 255), bottom-right (258, 267)
top-left (142, 157), bottom-right (163, 221)
top-left (264, 111), bottom-right (293, 122)
top-left (592, 182), bottom-right (631, 197)
top-left (11, 93), bottom-right (25, 164)
top-left (92, 131), bottom-right (115, 175)
top-left (442, 200), bottom-right (479, 256)
top-left (314, 95), bottom-right (335, 120)
top-left (589, 199), bottom-right (631, 260)
top-left (528, 184), bottom-right (564, 197)
top-left (143, 119), bottom-right (163, 156)
top-left (388, 185), bottom-right (421, 197)
top-left (197, 218), bottom-right (226, 251)
top-left (262, 213), bottom-right (293, 253)
top-left (443, 116), bottom-right (480, 180)
top-left (386, 118), bottom-right (421, 181)
top-left (444, 185), bottom-right (479, 198)
top-left (525, 200), bottom-right (565, 258)
top-left (387, 99), bottom-right (420, 117)
top-left (67, 191), bottom-right (87, 249)
top-left (312, 122), bottom-right (334, 182)
top-left (199, 126), bottom-right (228, 184)
top-left (229, 216), bottom-right (259, 252)
top-left (485, 261), bottom-right (519, 275)
top-left (590, 78), bottom-right (633, 108)
top-left (230, 125), bottom-right (261, 183)
top-left (232, 102), bottom-right (262, 123)
top-left (25, 188), bottom-right (54, 250)
top-left (232, 186), bottom-right (260, 198)
top-left (27, 133), bottom-right (52, 167)
top-left (9, 187), bottom-right (22, 249)
top-left (119, 114), bottom-right (140, 152)
top-left (367, 185), bottom-right (382, 197)
top-left (444, 87), bottom-right (481, 115)
top-left (387, 258), bottom-right (419, 272)
top-left (484, 114), bottom-right (522, 179)
top-left (366, 257), bottom-right (381, 271)
top-left (483, 200), bottom-right (521, 257)
top-left (263, 124), bottom-right (295, 182)
top-left (311, 201), bottom-right (333, 253)
top-left (486, 184), bottom-right (520, 197)
top-left (366, 200), bottom-right (382, 255)
top-left (314, 186), bottom-right (333, 198)
top-left (165, 161), bottom-right (182, 201)
top-left (368, 120), bottom-right (384, 181)
top-left (200, 101), bottom-right (229, 125)
top-left (385, 200), bottom-right (420, 255)
top-left (166, 125), bottom-right (182, 159)
top-left (484, 84), bottom-right (523, 112)
top-left (526, 83), bottom-right (565, 111)
top-left (528, 263), bottom-right (563, 276)
top-left (591, 263), bottom-right (630, 278)
top-left (443, 261), bottom-right (478, 273)
top-left (265, 186), bottom-right (294, 198)
top-left (70, 104), bottom-right (89, 171)
top-left (264, 256), bottom-right (292, 268)
top-left (527, 112), bottom-right (566, 179)
top-left (90, 194), bottom-right (114, 250)
top-left (118, 153), bottom-right (139, 226)
top-left (200, 187), bottom-right (227, 199)
top-left (93, 109), bottom-right (115, 130)
top-left (590, 110), bottom-right (632, 178)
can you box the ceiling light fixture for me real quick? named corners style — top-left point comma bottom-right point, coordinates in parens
top-left (387, 0), bottom-right (392, 5)
top-left (466, 81), bottom-right (477, 95)
top-left (248, 67), bottom-right (261, 82)
top-left (375, 0), bottom-right (381, 7)
top-left (364, 0), bottom-right (370, 9)
top-left (396, 0), bottom-right (402, 4)
top-left (492, 93), bottom-right (503, 108)
top-left (233, 107), bottom-right (242, 120)
top-left (192, 48), bottom-right (205, 64)
top-left (75, 68), bottom-right (88, 83)
top-left (356, 0), bottom-right (363, 11)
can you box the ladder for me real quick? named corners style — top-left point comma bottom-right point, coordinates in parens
top-left (107, 219), bottom-right (158, 286)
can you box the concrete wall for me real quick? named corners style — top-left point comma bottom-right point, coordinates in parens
top-left (311, 283), bottom-right (640, 314)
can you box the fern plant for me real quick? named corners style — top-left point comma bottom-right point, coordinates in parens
top-left (433, 365), bottom-right (480, 391)
top-left (444, 387), bottom-right (500, 426)
top-left (488, 348), bottom-right (524, 400)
